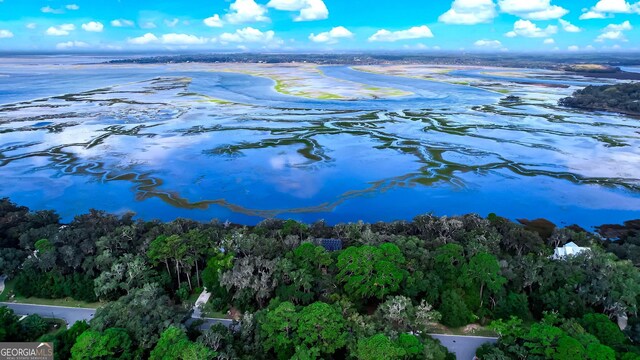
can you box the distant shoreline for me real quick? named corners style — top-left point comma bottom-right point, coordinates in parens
top-left (567, 71), bottom-right (640, 81)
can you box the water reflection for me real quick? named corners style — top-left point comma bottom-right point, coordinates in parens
top-left (0, 61), bottom-right (639, 228)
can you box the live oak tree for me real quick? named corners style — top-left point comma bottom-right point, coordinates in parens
top-left (259, 301), bottom-right (347, 359)
top-left (336, 243), bottom-right (407, 301)
top-left (275, 243), bottom-right (333, 305)
top-left (220, 255), bottom-right (278, 309)
top-left (0, 306), bottom-right (20, 341)
top-left (150, 326), bottom-right (217, 360)
top-left (94, 254), bottom-right (153, 300)
top-left (579, 313), bottom-right (627, 349)
top-left (90, 283), bottom-right (184, 348)
top-left (260, 301), bottom-right (299, 359)
top-left (71, 328), bottom-right (135, 360)
top-left (40, 321), bottom-right (90, 360)
top-left (296, 302), bottom-right (347, 357)
top-left (354, 334), bottom-right (406, 360)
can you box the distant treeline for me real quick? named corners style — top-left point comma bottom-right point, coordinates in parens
top-left (105, 52), bottom-right (640, 69)
top-left (2, 198), bottom-right (640, 359)
top-left (559, 82), bottom-right (640, 116)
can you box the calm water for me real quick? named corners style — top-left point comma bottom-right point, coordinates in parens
top-left (0, 57), bottom-right (639, 229)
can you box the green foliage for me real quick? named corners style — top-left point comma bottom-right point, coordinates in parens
top-left (261, 301), bottom-right (299, 359)
top-left (275, 243), bottom-right (333, 305)
top-left (433, 244), bottom-right (465, 285)
top-left (281, 219), bottom-right (309, 238)
top-left (90, 283), bottom-right (185, 348)
top-left (336, 243), bottom-right (406, 301)
top-left (197, 324), bottom-right (237, 359)
top-left (296, 302), bottom-right (347, 356)
top-left (93, 253), bottom-right (154, 301)
top-left (490, 314), bottom-right (621, 360)
top-left (580, 313), bottom-right (627, 349)
top-left (494, 292), bottom-right (532, 321)
top-left (439, 289), bottom-right (474, 327)
top-left (0, 306), bottom-right (20, 341)
top-left (460, 252), bottom-right (506, 309)
top-left (476, 343), bottom-right (510, 360)
top-left (19, 314), bottom-right (48, 341)
top-left (354, 334), bottom-right (406, 360)
top-left (0, 248), bottom-right (28, 277)
top-left (559, 83), bottom-right (640, 115)
top-left (40, 321), bottom-right (90, 360)
top-left (4, 199), bottom-right (640, 360)
top-left (14, 268), bottom-right (97, 302)
top-left (201, 251), bottom-right (233, 293)
top-left (260, 301), bottom-right (347, 359)
top-left (586, 342), bottom-right (616, 360)
top-left (71, 328), bottom-right (135, 360)
top-left (150, 326), bottom-right (217, 360)
top-left (397, 333), bottom-right (422, 357)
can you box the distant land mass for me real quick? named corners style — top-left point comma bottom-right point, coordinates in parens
top-left (559, 83), bottom-right (640, 116)
top-left (105, 52), bottom-right (640, 81)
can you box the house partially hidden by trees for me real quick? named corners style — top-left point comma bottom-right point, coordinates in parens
top-left (552, 242), bottom-right (590, 260)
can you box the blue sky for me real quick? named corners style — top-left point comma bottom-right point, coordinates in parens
top-left (0, 0), bottom-right (639, 52)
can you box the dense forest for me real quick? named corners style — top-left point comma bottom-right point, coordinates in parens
top-left (559, 82), bottom-right (640, 116)
top-left (2, 197), bottom-right (640, 359)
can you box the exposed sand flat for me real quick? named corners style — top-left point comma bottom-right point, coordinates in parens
top-left (354, 64), bottom-right (460, 79)
top-left (198, 63), bottom-right (412, 100)
top-left (353, 65), bottom-right (550, 95)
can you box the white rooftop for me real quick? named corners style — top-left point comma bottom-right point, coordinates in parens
top-left (552, 242), bottom-right (590, 260)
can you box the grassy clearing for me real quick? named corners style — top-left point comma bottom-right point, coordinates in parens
top-left (42, 318), bottom-right (68, 337)
top-left (0, 278), bottom-right (102, 309)
top-left (202, 310), bottom-right (232, 319)
top-left (425, 323), bottom-right (498, 337)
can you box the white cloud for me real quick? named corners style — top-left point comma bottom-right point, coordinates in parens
top-left (580, 0), bottom-right (639, 19)
top-left (45, 24), bottom-right (76, 36)
top-left (368, 25), bottom-right (434, 42)
top-left (544, 38), bottom-right (555, 44)
top-left (505, 19), bottom-right (557, 38)
top-left (128, 33), bottom-right (159, 45)
top-left (498, 0), bottom-right (568, 20)
top-left (56, 40), bottom-right (88, 49)
top-left (474, 39), bottom-right (503, 48)
top-left (128, 33), bottom-right (210, 46)
top-left (596, 30), bottom-right (626, 42)
top-left (596, 21), bottom-right (633, 42)
top-left (219, 27), bottom-right (278, 44)
top-left (568, 45), bottom-right (579, 51)
top-left (594, 0), bottom-right (633, 12)
top-left (579, 11), bottom-right (607, 19)
top-left (161, 33), bottom-right (208, 45)
top-left (267, 0), bottom-right (329, 21)
top-left (66, 4), bottom-right (79, 10)
top-left (41, 6), bottom-right (63, 14)
top-left (439, 0), bottom-right (497, 25)
top-left (26, 23), bottom-right (37, 29)
top-left (81, 21), bottom-right (103, 32)
top-left (559, 19), bottom-right (581, 32)
top-left (164, 18), bottom-right (179, 27)
top-left (0, 29), bottom-right (13, 38)
top-left (140, 21), bottom-right (157, 29)
top-left (225, 0), bottom-right (269, 24)
top-left (111, 19), bottom-right (134, 27)
top-left (204, 14), bottom-right (223, 27)
top-left (605, 20), bottom-right (633, 31)
top-left (308, 26), bottom-right (353, 44)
